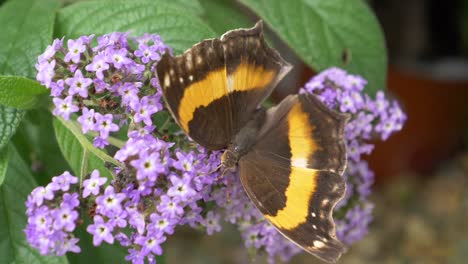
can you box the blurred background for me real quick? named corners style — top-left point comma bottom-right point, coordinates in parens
top-left (167, 0), bottom-right (468, 263)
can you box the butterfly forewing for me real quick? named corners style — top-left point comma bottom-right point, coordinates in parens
top-left (156, 21), bottom-right (291, 150)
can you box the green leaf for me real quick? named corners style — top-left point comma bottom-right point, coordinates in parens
top-left (0, 0), bottom-right (60, 78)
top-left (11, 110), bottom-right (70, 185)
top-left (0, 76), bottom-right (48, 109)
top-left (0, 105), bottom-right (25, 149)
top-left (56, 0), bottom-right (216, 55)
top-left (200, 0), bottom-right (253, 35)
top-left (172, 0), bottom-right (204, 15)
top-left (0, 147), bottom-right (8, 186)
top-left (0, 0), bottom-right (59, 150)
top-left (53, 117), bottom-right (121, 182)
top-left (240, 0), bottom-right (387, 94)
top-left (0, 145), bottom-right (68, 264)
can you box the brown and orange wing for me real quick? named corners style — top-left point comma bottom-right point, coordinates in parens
top-left (156, 21), bottom-right (291, 150)
top-left (239, 94), bottom-right (349, 263)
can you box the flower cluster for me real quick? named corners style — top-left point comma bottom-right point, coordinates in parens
top-left (301, 67), bottom-right (406, 245)
top-left (29, 32), bottom-right (406, 264)
top-left (24, 172), bottom-right (81, 255)
top-left (35, 32), bottom-right (169, 148)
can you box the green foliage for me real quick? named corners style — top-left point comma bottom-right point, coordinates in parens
top-left (0, 147), bottom-right (7, 186)
top-left (53, 117), bottom-right (120, 182)
top-left (200, 0), bottom-right (253, 35)
top-left (0, 76), bottom-right (48, 109)
top-left (56, 0), bottom-right (216, 54)
top-left (0, 145), bottom-right (68, 264)
top-left (0, 105), bottom-right (25, 149)
top-left (0, 0), bottom-right (59, 169)
top-left (240, 0), bottom-right (387, 94)
top-left (11, 110), bottom-right (70, 184)
top-left (0, 0), bottom-right (59, 78)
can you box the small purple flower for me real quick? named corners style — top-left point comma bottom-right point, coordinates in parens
top-left (157, 195), bottom-right (184, 218)
top-left (149, 213), bottom-right (176, 235)
top-left (109, 48), bottom-right (132, 69)
top-left (52, 96), bottom-right (79, 120)
top-left (134, 44), bottom-right (160, 64)
top-left (96, 186), bottom-right (126, 215)
top-left (204, 211), bottom-right (221, 235)
top-left (61, 192), bottom-right (80, 208)
top-left (93, 136), bottom-right (109, 148)
top-left (36, 60), bottom-right (56, 88)
top-left (87, 215), bottom-right (114, 246)
top-left (77, 107), bottom-right (96, 134)
top-left (82, 170), bottom-right (107, 198)
top-left (49, 171), bottom-right (78, 192)
top-left (53, 206), bottom-right (79, 232)
top-left (130, 151), bottom-right (163, 181)
top-left (94, 113), bottom-right (119, 138)
top-left (56, 236), bottom-right (81, 255)
top-left (50, 80), bottom-right (65, 97)
top-left (133, 96), bottom-right (159, 125)
top-left (134, 234), bottom-right (166, 255)
top-left (167, 174), bottom-right (196, 200)
top-left (85, 53), bottom-right (110, 80)
top-left (30, 186), bottom-right (54, 206)
top-left (65, 38), bottom-right (86, 63)
top-left (65, 70), bottom-right (92, 98)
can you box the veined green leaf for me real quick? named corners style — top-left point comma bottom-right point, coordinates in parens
top-left (56, 0), bottom-right (216, 55)
top-left (240, 0), bottom-right (387, 94)
top-left (0, 76), bottom-right (47, 109)
top-left (0, 105), bottom-right (25, 149)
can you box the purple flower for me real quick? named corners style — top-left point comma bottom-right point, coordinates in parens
top-left (87, 215), bottom-right (114, 246)
top-left (49, 171), bottom-right (78, 192)
top-left (65, 70), bottom-right (92, 98)
top-left (109, 48), bottom-right (132, 69)
top-left (167, 174), bottom-right (196, 200)
top-left (56, 236), bottom-right (81, 255)
top-left (157, 195), bottom-right (184, 218)
top-left (50, 80), bottom-right (65, 97)
top-left (96, 186), bottom-right (126, 216)
top-left (61, 192), bottom-right (80, 208)
top-left (53, 206), bottom-right (79, 232)
top-left (85, 53), bottom-right (110, 80)
top-left (30, 186), bottom-right (54, 206)
top-left (77, 107), bottom-right (96, 134)
top-left (38, 38), bottom-right (63, 63)
top-left (52, 96), bottom-right (79, 120)
top-left (93, 136), bottom-right (109, 148)
top-left (130, 151), bottom-right (163, 181)
top-left (133, 96), bottom-right (159, 125)
top-left (134, 44), bottom-right (160, 64)
top-left (82, 170), bottom-right (107, 198)
top-left (65, 38), bottom-right (86, 63)
top-left (94, 113), bottom-right (119, 138)
top-left (203, 211), bottom-right (221, 235)
top-left (36, 60), bottom-right (56, 88)
top-left (149, 213), bottom-right (176, 235)
top-left (134, 234), bottom-right (166, 255)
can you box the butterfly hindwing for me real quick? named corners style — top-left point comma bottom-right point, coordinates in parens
top-left (239, 93), bottom-right (348, 263)
top-left (156, 21), bottom-right (291, 150)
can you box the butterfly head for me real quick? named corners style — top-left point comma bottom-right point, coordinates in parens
top-left (220, 145), bottom-right (240, 169)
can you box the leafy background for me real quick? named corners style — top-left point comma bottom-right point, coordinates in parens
top-left (0, 0), bottom-right (388, 263)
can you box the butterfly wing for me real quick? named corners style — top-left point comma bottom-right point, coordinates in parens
top-left (239, 94), bottom-right (349, 263)
top-left (156, 21), bottom-right (291, 150)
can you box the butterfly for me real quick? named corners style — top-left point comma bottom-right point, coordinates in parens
top-left (156, 21), bottom-right (348, 263)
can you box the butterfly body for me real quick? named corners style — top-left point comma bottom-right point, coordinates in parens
top-left (156, 21), bottom-right (348, 263)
